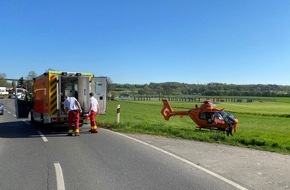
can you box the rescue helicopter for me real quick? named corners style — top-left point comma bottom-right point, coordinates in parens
top-left (161, 99), bottom-right (239, 136)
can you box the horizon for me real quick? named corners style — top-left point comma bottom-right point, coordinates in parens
top-left (1, 76), bottom-right (290, 87)
top-left (110, 81), bottom-right (290, 86)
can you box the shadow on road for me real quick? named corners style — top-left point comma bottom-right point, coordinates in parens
top-left (0, 120), bottom-right (67, 138)
top-left (0, 120), bottom-right (92, 138)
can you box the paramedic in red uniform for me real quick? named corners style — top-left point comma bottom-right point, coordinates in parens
top-left (89, 92), bottom-right (99, 133)
top-left (64, 94), bottom-right (82, 136)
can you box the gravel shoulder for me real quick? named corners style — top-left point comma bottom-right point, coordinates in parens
top-left (127, 134), bottom-right (290, 190)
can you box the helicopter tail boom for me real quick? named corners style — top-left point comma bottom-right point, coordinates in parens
top-left (161, 99), bottom-right (190, 120)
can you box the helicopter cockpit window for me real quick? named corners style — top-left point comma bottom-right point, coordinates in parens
top-left (200, 112), bottom-right (225, 124)
top-left (222, 111), bottom-right (236, 124)
top-left (214, 112), bottom-right (224, 120)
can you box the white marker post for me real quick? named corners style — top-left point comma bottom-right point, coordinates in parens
top-left (116, 104), bottom-right (120, 123)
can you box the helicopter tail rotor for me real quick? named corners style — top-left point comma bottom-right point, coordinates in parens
top-left (161, 99), bottom-right (174, 120)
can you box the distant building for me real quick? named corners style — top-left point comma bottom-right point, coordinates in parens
top-left (0, 87), bottom-right (8, 98)
top-left (119, 93), bottom-right (131, 100)
top-left (0, 87), bottom-right (8, 95)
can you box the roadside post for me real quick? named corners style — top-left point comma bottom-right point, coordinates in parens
top-left (117, 104), bottom-right (120, 123)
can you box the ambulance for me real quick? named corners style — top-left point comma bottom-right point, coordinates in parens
top-left (15, 71), bottom-right (107, 126)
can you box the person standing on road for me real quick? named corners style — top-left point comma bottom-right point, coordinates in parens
top-left (89, 92), bottom-right (99, 133)
top-left (64, 94), bottom-right (82, 136)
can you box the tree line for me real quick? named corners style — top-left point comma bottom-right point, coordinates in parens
top-left (109, 82), bottom-right (290, 97)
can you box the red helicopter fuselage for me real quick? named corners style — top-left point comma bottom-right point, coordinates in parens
top-left (161, 99), bottom-right (238, 135)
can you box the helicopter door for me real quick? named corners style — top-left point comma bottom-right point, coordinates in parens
top-left (15, 88), bottom-right (33, 118)
top-left (91, 77), bottom-right (107, 115)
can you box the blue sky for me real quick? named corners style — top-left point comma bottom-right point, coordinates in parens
top-left (1, 0), bottom-right (290, 85)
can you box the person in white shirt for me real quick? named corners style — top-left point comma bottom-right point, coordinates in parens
top-left (64, 94), bottom-right (82, 136)
top-left (89, 92), bottom-right (99, 133)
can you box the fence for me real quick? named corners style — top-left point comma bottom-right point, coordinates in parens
top-left (120, 96), bottom-right (254, 103)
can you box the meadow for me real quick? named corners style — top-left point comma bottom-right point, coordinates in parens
top-left (97, 98), bottom-right (290, 154)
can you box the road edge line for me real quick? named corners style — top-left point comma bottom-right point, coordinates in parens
top-left (107, 130), bottom-right (248, 190)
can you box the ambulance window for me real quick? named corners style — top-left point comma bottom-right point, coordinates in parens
top-left (74, 84), bottom-right (78, 91)
top-left (94, 82), bottom-right (103, 95)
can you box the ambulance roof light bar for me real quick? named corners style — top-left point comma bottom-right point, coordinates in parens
top-left (61, 72), bottom-right (78, 76)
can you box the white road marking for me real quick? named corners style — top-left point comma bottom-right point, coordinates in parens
top-left (54, 162), bottom-right (66, 190)
top-left (37, 130), bottom-right (48, 142)
top-left (22, 120), bottom-right (48, 142)
top-left (108, 130), bottom-right (248, 190)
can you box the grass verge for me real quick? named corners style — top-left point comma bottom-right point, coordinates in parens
top-left (97, 100), bottom-right (290, 155)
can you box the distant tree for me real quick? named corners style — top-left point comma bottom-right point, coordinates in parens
top-left (143, 84), bottom-right (150, 96)
top-left (0, 73), bottom-right (8, 86)
top-left (12, 81), bottom-right (16, 89)
top-left (163, 84), bottom-right (174, 96)
top-left (24, 71), bottom-right (37, 92)
top-left (156, 85), bottom-right (164, 98)
top-left (106, 77), bottom-right (113, 96)
top-left (138, 89), bottom-right (145, 95)
top-left (129, 85), bottom-right (137, 96)
top-left (27, 71), bottom-right (37, 79)
top-left (18, 77), bottom-right (24, 88)
top-left (107, 77), bottom-right (112, 84)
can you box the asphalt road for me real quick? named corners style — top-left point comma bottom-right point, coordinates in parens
top-left (1, 99), bottom-right (289, 190)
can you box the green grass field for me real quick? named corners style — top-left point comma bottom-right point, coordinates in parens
top-left (97, 99), bottom-right (290, 154)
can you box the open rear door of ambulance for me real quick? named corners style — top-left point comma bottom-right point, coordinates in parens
top-left (15, 88), bottom-right (33, 118)
top-left (91, 77), bottom-right (107, 114)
